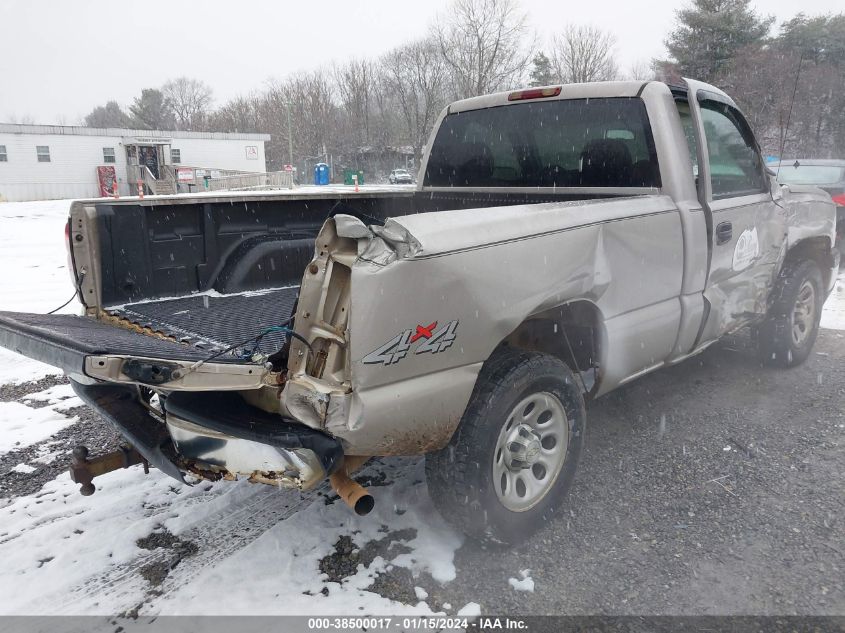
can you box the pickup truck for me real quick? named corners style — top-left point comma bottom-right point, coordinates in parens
top-left (0, 79), bottom-right (838, 545)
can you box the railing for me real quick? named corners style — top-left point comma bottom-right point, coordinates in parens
top-left (204, 171), bottom-right (294, 192)
top-left (126, 164), bottom-right (177, 195)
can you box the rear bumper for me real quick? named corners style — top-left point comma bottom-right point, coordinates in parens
top-left (163, 391), bottom-right (344, 488)
top-left (68, 381), bottom-right (344, 489)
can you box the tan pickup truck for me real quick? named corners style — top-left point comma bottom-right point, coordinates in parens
top-left (0, 79), bottom-right (837, 544)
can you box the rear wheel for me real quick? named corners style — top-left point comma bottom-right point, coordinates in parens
top-left (425, 349), bottom-right (585, 545)
top-left (757, 259), bottom-right (823, 367)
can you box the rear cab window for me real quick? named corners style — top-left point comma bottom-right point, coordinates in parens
top-left (424, 97), bottom-right (661, 189)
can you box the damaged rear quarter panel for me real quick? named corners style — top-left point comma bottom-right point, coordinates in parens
top-left (332, 196), bottom-right (685, 455)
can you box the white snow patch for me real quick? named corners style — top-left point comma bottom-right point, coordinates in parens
top-left (457, 602), bottom-right (481, 617)
top-left (414, 586), bottom-right (429, 601)
top-left (0, 402), bottom-right (76, 454)
top-left (821, 270), bottom-right (845, 331)
top-left (508, 569), bottom-right (535, 592)
top-left (11, 463), bottom-right (36, 474)
top-left (0, 349), bottom-right (63, 385)
top-left (23, 383), bottom-right (81, 411)
top-left (0, 199), bottom-right (76, 383)
top-left (29, 440), bottom-right (63, 465)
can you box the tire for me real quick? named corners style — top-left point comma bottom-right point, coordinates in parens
top-left (757, 259), bottom-right (824, 367)
top-left (425, 349), bottom-right (585, 545)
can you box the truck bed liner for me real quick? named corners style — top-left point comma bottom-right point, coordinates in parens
top-left (104, 286), bottom-right (298, 356)
top-left (0, 286), bottom-right (299, 374)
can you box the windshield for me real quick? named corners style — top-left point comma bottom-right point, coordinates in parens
top-left (776, 164), bottom-right (845, 186)
top-left (424, 97), bottom-right (660, 188)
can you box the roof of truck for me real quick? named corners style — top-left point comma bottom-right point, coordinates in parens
top-left (447, 81), bottom-right (651, 114)
top-left (447, 78), bottom-right (732, 114)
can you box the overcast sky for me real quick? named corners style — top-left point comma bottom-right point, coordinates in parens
top-left (1, 0), bottom-right (842, 125)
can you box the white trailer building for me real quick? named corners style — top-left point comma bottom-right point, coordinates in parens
top-left (0, 124), bottom-right (270, 201)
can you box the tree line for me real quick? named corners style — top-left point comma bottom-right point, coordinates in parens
top-left (81, 0), bottom-right (845, 173)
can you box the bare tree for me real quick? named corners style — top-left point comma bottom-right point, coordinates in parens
top-left (162, 77), bottom-right (213, 131)
top-left (626, 59), bottom-right (655, 81)
top-left (209, 94), bottom-right (261, 133)
top-left (550, 25), bottom-right (618, 84)
top-left (432, 0), bottom-right (534, 98)
top-left (6, 113), bottom-right (36, 125)
top-left (258, 70), bottom-right (340, 171)
top-left (334, 59), bottom-right (375, 148)
top-left (381, 38), bottom-right (450, 161)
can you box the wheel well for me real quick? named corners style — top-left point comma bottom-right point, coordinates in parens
top-left (500, 301), bottom-right (606, 398)
top-left (783, 237), bottom-right (834, 292)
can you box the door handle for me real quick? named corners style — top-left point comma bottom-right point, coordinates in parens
top-left (716, 221), bottom-right (733, 245)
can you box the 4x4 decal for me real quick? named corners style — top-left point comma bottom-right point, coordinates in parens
top-left (362, 320), bottom-right (458, 366)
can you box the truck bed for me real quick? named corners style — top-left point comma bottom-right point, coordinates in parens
top-left (0, 190), bottom-right (623, 378)
top-left (0, 285), bottom-right (299, 374)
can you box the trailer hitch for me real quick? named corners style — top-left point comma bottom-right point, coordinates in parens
top-left (69, 445), bottom-right (149, 496)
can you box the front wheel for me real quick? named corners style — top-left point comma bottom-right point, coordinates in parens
top-left (757, 259), bottom-right (824, 367)
top-left (425, 349), bottom-right (585, 545)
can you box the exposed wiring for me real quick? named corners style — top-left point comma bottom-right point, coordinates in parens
top-left (47, 272), bottom-right (85, 315)
top-left (174, 317), bottom-right (313, 379)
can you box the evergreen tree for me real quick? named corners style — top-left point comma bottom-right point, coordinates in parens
top-left (528, 52), bottom-right (554, 86)
top-left (129, 89), bottom-right (175, 130)
top-left (665, 0), bottom-right (774, 82)
top-left (83, 101), bottom-right (133, 128)
top-left (778, 13), bottom-right (845, 66)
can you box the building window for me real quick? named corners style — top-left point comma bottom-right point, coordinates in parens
top-left (171, 148), bottom-right (181, 164)
top-left (36, 146), bottom-right (50, 162)
top-left (103, 147), bottom-right (116, 163)
top-left (0, 145), bottom-right (6, 162)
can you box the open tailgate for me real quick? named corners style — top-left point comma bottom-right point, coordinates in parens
top-left (0, 311), bottom-right (252, 381)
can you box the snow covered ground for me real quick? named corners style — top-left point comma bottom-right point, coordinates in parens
top-left (0, 197), bottom-right (843, 618)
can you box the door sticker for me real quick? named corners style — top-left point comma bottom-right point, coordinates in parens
top-left (732, 227), bottom-right (759, 272)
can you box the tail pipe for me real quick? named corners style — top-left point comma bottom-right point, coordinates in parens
top-left (329, 455), bottom-right (374, 516)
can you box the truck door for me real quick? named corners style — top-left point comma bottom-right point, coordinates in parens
top-left (685, 83), bottom-right (786, 343)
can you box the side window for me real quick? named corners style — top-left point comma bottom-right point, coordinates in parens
top-left (0, 145), bottom-right (7, 162)
top-left (675, 100), bottom-right (699, 179)
top-left (699, 101), bottom-right (766, 199)
top-left (102, 147), bottom-right (116, 163)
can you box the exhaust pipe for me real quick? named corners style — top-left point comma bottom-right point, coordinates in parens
top-left (329, 456), bottom-right (374, 516)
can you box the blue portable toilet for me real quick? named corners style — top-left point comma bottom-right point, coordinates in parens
top-left (314, 163), bottom-right (330, 186)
